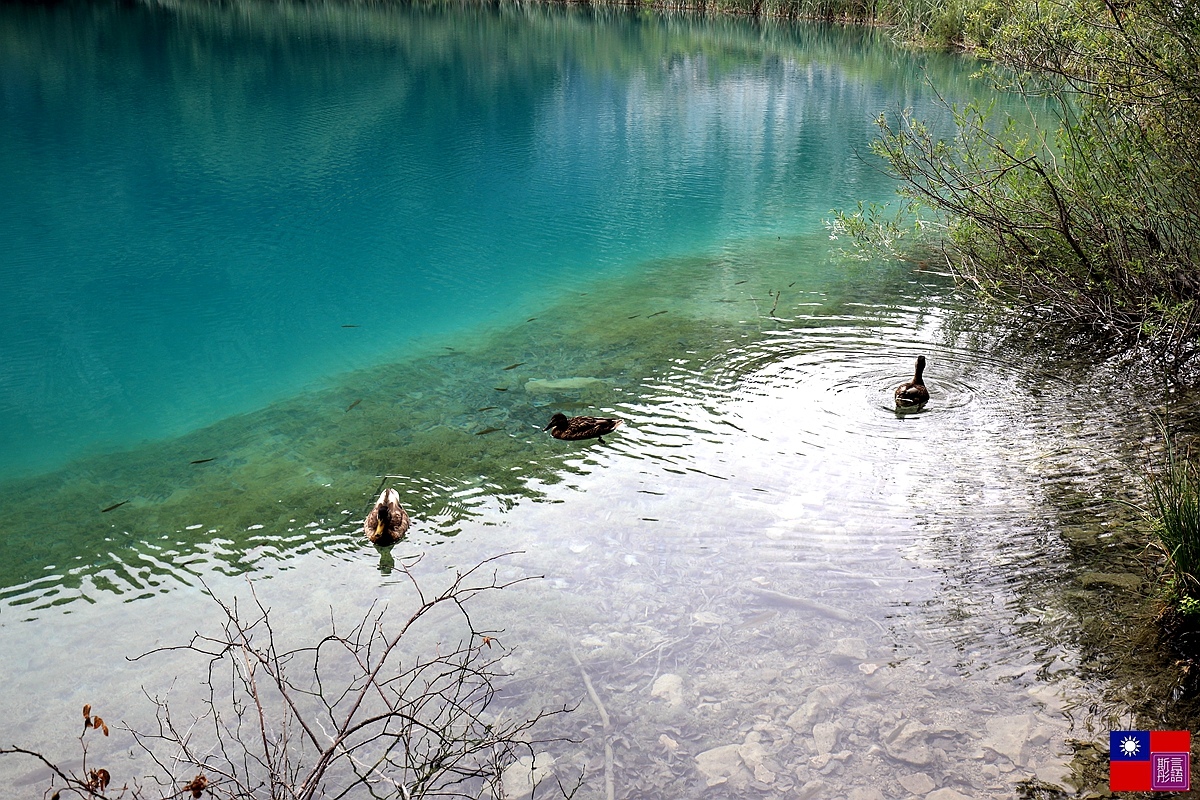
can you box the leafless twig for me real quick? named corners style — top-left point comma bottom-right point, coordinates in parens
top-left (4, 553), bottom-right (577, 800)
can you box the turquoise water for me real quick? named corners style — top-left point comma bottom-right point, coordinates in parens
top-left (0, 2), bottom-right (945, 479)
top-left (0, 4), bottom-right (1180, 799)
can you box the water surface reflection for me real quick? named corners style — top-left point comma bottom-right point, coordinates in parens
top-left (0, 235), bottom-right (1182, 797)
top-left (0, 1), bottom-right (1188, 797)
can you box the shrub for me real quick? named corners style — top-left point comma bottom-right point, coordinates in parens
top-left (1148, 436), bottom-right (1200, 609)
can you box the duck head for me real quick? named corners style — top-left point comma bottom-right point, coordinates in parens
top-left (544, 412), bottom-right (569, 431)
top-left (913, 355), bottom-right (927, 382)
top-left (374, 488), bottom-right (401, 527)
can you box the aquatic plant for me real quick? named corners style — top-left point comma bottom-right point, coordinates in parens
top-left (0, 554), bottom-right (578, 800)
top-left (1147, 435), bottom-right (1200, 614)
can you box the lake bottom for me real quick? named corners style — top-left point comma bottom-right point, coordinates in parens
top-left (0, 230), bottom-right (1182, 798)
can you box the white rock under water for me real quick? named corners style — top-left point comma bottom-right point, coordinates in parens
top-left (524, 377), bottom-right (607, 393)
top-left (500, 753), bottom-right (555, 800)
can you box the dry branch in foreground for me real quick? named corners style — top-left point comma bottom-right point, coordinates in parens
top-left (2, 552), bottom-right (578, 800)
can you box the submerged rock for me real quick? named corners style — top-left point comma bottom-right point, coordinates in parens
top-left (848, 787), bottom-right (886, 800)
top-left (897, 771), bottom-right (936, 794)
top-left (1078, 571), bottom-right (1143, 590)
top-left (695, 732), bottom-right (780, 788)
top-left (695, 744), bottom-right (749, 787)
top-left (650, 673), bottom-right (685, 707)
top-left (500, 753), bottom-right (555, 800)
top-left (984, 714), bottom-right (1033, 765)
top-left (524, 377), bottom-right (607, 393)
top-left (832, 637), bottom-right (868, 661)
top-left (796, 778), bottom-right (831, 799)
top-left (812, 721), bottom-right (840, 755)
top-left (786, 683), bottom-right (854, 732)
top-left (883, 720), bottom-right (933, 766)
top-left (739, 732), bottom-right (775, 783)
top-left (1033, 757), bottom-right (1070, 786)
top-left (926, 789), bottom-right (973, 800)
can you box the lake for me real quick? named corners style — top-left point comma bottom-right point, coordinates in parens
top-left (0, 2), bottom-right (1188, 798)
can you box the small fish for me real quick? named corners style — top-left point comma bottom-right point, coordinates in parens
top-left (477, 406), bottom-right (498, 412)
top-left (734, 280), bottom-right (748, 285)
top-left (444, 347), bottom-right (456, 351)
top-left (647, 310), bottom-right (668, 318)
top-left (474, 427), bottom-right (502, 436)
top-left (101, 501), bottom-right (128, 513)
top-left (788, 281), bottom-right (796, 287)
top-left (627, 314), bottom-right (641, 319)
top-left (502, 362), bottom-right (524, 371)
top-left (346, 399), bottom-right (362, 412)
top-left (494, 387), bottom-right (508, 392)
top-left (736, 610), bottom-right (778, 630)
top-left (746, 587), bottom-right (856, 622)
top-left (527, 317), bottom-right (537, 322)
top-left (190, 458), bottom-right (216, 464)
top-left (341, 324), bottom-right (359, 328)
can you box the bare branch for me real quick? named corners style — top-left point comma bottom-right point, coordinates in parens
top-left (4, 554), bottom-right (576, 800)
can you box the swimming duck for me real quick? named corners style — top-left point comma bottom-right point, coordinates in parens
top-left (894, 355), bottom-right (930, 409)
top-left (364, 487), bottom-right (410, 546)
top-left (543, 412), bottom-right (623, 443)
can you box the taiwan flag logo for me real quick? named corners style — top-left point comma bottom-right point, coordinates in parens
top-left (1110, 730), bottom-right (1191, 792)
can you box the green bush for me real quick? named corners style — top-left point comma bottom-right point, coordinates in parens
top-left (843, 0), bottom-right (1200, 378)
top-left (1148, 436), bottom-right (1200, 608)
top-left (927, 3), bottom-right (963, 47)
top-left (961, 0), bottom-right (1007, 48)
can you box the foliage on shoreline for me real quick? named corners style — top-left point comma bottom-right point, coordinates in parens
top-left (834, 0), bottom-right (1200, 379)
top-left (1148, 433), bottom-right (1200, 630)
top-left (546, 0), bottom-right (972, 47)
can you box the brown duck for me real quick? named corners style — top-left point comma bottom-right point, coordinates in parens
top-left (543, 412), bottom-right (623, 443)
top-left (894, 355), bottom-right (930, 409)
top-left (363, 487), bottom-right (410, 546)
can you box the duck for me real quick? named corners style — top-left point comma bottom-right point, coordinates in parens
top-left (363, 487), bottom-right (410, 546)
top-left (894, 355), bottom-right (930, 409)
top-left (543, 412), bottom-right (623, 443)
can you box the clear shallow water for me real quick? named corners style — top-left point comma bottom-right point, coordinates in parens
top-left (0, 2), bottom-right (1192, 799)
